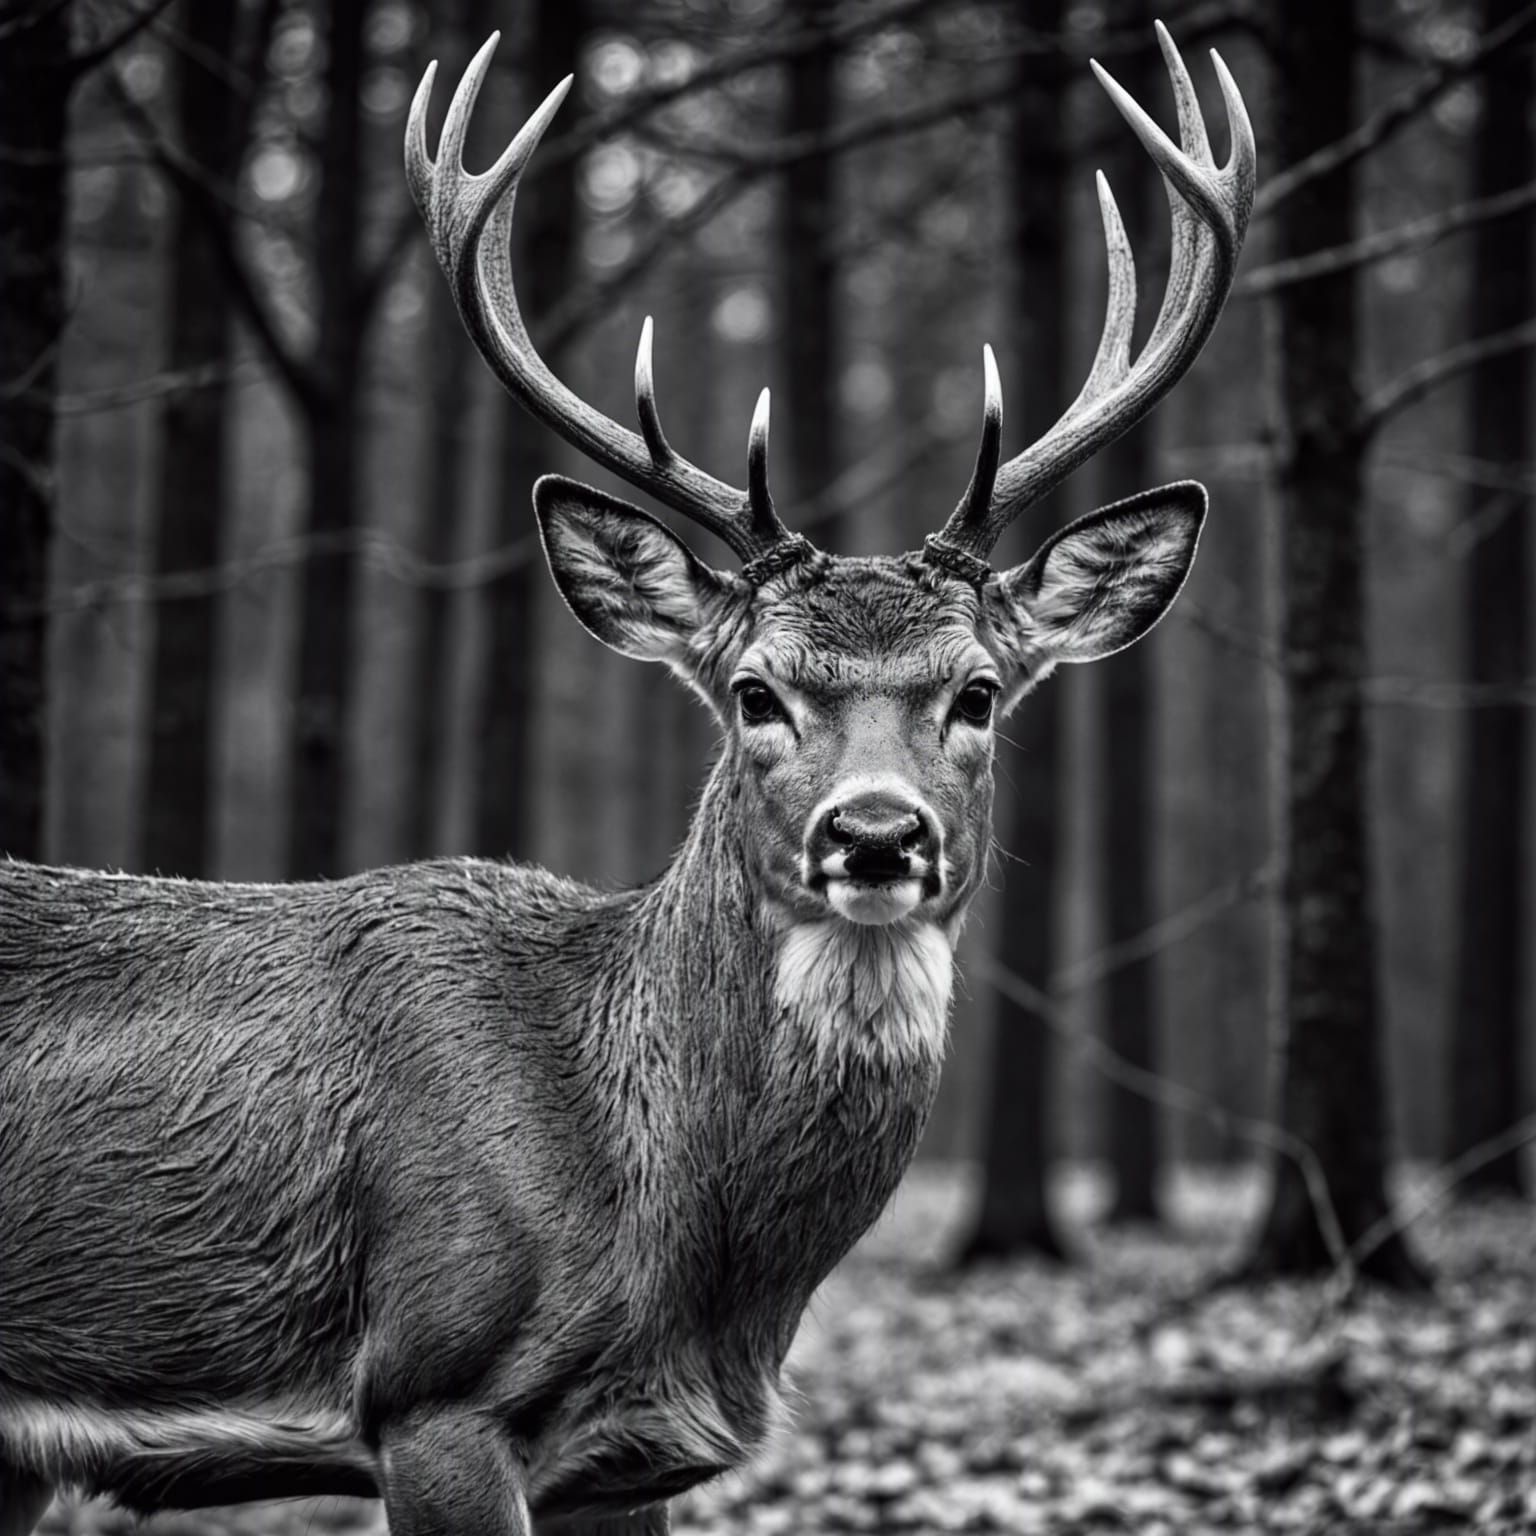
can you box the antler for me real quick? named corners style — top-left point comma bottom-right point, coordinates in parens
top-left (928, 22), bottom-right (1256, 569)
top-left (406, 35), bottom-right (806, 570)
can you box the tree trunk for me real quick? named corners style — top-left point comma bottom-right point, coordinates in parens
top-left (0, 3), bottom-right (68, 861)
top-left (777, 0), bottom-right (840, 529)
top-left (140, 0), bottom-right (249, 876)
top-left (959, 0), bottom-right (1068, 1265)
top-left (405, 0), bottom-right (493, 860)
top-left (287, 0), bottom-right (369, 881)
top-left (1447, 0), bottom-right (1533, 1199)
top-left (474, 0), bottom-right (583, 863)
top-left (1247, 0), bottom-right (1425, 1286)
top-left (1098, 0), bottom-right (1160, 1225)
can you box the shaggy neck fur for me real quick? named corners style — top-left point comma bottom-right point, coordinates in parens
top-left (603, 745), bottom-right (956, 1414)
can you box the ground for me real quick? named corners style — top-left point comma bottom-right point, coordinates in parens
top-left (35, 1164), bottom-right (1536, 1535)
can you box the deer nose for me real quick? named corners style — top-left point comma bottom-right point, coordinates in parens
top-left (826, 802), bottom-right (924, 851)
top-left (814, 790), bottom-right (939, 880)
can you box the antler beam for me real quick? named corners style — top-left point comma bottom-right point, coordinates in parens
top-left (928, 21), bottom-right (1256, 567)
top-left (406, 35), bottom-right (800, 567)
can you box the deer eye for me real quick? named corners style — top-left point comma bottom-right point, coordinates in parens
top-left (951, 681), bottom-right (998, 728)
top-left (735, 680), bottom-right (784, 726)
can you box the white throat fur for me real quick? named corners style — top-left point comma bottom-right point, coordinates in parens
top-left (774, 918), bottom-right (954, 1073)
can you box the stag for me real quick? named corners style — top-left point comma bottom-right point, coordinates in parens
top-left (0, 24), bottom-right (1253, 1535)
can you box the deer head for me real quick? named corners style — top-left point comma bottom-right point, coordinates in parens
top-left (406, 24), bottom-right (1254, 938)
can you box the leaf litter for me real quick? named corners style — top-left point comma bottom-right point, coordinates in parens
top-left (36, 1166), bottom-right (1536, 1535)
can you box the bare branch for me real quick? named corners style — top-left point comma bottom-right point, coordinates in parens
top-left (633, 74), bottom-right (1012, 174)
top-left (0, 334), bottom-right (65, 402)
top-left (0, 0), bottom-right (71, 46)
top-left (105, 65), bottom-right (323, 412)
top-left (1238, 178), bottom-right (1536, 297)
top-left (67, 0), bottom-right (178, 81)
top-left (1362, 316), bottom-right (1536, 434)
top-left (539, 173), bottom-right (756, 355)
top-left (1052, 862), bottom-right (1278, 997)
top-left (1381, 445), bottom-right (1536, 497)
top-left (1345, 1113), bottom-right (1536, 1279)
top-left (1360, 674), bottom-right (1536, 709)
top-left (526, 0), bottom-right (945, 181)
top-left (47, 359), bottom-right (263, 415)
top-left (357, 204), bottom-right (424, 328)
top-left (1254, 1), bottom-right (1536, 220)
top-left (975, 952), bottom-right (1353, 1280)
top-left (28, 419), bottom-right (944, 615)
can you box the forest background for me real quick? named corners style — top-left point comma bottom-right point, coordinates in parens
top-left (4, 0), bottom-right (1536, 1290)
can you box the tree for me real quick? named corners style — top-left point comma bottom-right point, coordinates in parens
top-left (110, 0), bottom-right (414, 881)
top-left (474, 0), bottom-right (585, 862)
top-left (778, 0), bottom-right (841, 530)
top-left (140, 0), bottom-right (276, 876)
top-left (959, 0), bottom-right (1069, 1264)
top-left (0, 2), bottom-right (70, 861)
top-left (405, 0), bottom-right (495, 860)
top-left (1448, 0), bottom-right (1533, 1198)
top-left (285, 0), bottom-right (371, 879)
top-left (1246, 0), bottom-right (1425, 1285)
top-left (1097, 0), bottom-right (1161, 1224)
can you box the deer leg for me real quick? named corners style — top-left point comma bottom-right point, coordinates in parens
top-left (379, 1409), bottom-right (531, 1536)
top-left (0, 1467), bottom-right (53, 1536)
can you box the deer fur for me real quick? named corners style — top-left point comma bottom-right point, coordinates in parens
top-left (0, 16), bottom-right (1255, 1525)
top-left (0, 482), bottom-right (1204, 1530)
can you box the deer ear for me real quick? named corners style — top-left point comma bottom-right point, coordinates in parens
top-left (993, 481), bottom-right (1206, 669)
top-left (534, 474), bottom-right (730, 665)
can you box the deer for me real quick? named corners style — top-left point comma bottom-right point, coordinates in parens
top-left (0, 23), bottom-right (1252, 1536)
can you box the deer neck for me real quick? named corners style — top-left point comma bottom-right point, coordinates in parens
top-left (618, 747), bottom-right (953, 1346)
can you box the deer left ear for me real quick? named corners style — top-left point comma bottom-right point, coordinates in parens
top-left (534, 474), bottom-right (731, 666)
top-left (993, 481), bottom-right (1206, 668)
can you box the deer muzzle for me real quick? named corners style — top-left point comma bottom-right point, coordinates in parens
top-left (804, 785), bottom-right (943, 925)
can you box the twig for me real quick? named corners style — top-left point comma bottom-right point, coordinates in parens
top-left (1381, 446), bottom-right (1536, 498)
top-left (1343, 1112), bottom-right (1536, 1282)
top-left (974, 952), bottom-right (1354, 1281)
top-left (1237, 179), bottom-right (1536, 297)
top-left (1361, 317), bottom-right (1536, 435)
top-left (1254, 0), bottom-right (1536, 220)
top-left (0, 0), bottom-right (72, 46)
top-left (525, 0), bottom-right (946, 181)
top-left (1360, 674), bottom-right (1536, 709)
top-left (358, 204), bottom-right (424, 328)
top-left (42, 360), bottom-right (263, 415)
top-left (634, 75), bottom-right (1012, 175)
top-left (541, 171), bottom-right (759, 354)
top-left (1052, 861), bottom-right (1279, 996)
top-left (66, 0), bottom-right (177, 80)
top-left (0, 334), bottom-right (65, 402)
top-left (104, 64), bottom-right (322, 412)
top-left (26, 422), bottom-right (949, 616)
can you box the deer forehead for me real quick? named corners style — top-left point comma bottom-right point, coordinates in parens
top-left (736, 558), bottom-right (992, 693)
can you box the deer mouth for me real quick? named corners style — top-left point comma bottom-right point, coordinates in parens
top-left (826, 875), bottom-right (926, 926)
top-left (817, 849), bottom-right (934, 926)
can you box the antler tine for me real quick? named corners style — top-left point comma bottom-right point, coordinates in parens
top-left (1070, 173), bottom-right (1137, 410)
top-left (748, 389), bottom-right (773, 529)
top-left (634, 316), bottom-right (672, 465)
top-left (957, 344), bottom-right (1004, 522)
top-left (406, 37), bottom-right (804, 570)
top-left (931, 25), bottom-right (1255, 564)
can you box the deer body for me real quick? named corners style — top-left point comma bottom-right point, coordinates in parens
top-left (1, 23), bottom-right (1252, 1533)
top-left (0, 776), bottom-right (946, 1518)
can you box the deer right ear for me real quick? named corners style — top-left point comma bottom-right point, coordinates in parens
top-left (534, 474), bottom-right (731, 666)
top-left (989, 481), bottom-right (1206, 676)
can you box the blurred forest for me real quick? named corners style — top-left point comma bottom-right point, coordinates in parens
top-left (3, 0), bottom-right (1536, 1295)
